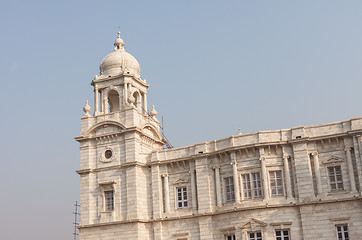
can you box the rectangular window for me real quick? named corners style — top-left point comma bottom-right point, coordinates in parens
top-left (336, 224), bottom-right (349, 240)
top-left (225, 234), bottom-right (236, 240)
top-left (328, 166), bottom-right (344, 191)
top-left (242, 174), bottom-right (252, 199)
top-left (275, 229), bottom-right (290, 240)
top-left (270, 171), bottom-right (284, 197)
top-left (104, 190), bottom-right (114, 211)
top-left (225, 177), bottom-right (235, 202)
top-left (176, 187), bottom-right (188, 208)
top-left (252, 172), bottom-right (262, 198)
top-left (242, 172), bottom-right (262, 199)
top-left (249, 231), bottom-right (262, 240)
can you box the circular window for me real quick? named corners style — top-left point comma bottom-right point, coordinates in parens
top-left (105, 150), bottom-right (113, 159)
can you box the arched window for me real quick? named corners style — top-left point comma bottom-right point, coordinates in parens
top-left (108, 90), bottom-right (120, 113)
top-left (132, 91), bottom-right (141, 112)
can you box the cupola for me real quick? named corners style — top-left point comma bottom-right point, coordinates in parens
top-left (99, 32), bottom-right (141, 78)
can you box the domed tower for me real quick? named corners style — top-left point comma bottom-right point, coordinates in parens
top-left (75, 33), bottom-right (164, 238)
top-left (93, 32), bottom-right (146, 115)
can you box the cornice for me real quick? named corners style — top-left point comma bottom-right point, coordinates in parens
top-left (91, 73), bottom-right (149, 88)
top-left (151, 131), bottom-right (362, 165)
top-left (77, 196), bottom-right (362, 229)
top-left (75, 161), bottom-right (148, 175)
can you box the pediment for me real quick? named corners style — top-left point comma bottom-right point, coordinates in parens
top-left (322, 155), bottom-right (344, 165)
top-left (241, 218), bottom-right (267, 230)
top-left (172, 178), bottom-right (189, 185)
top-left (141, 124), bottom-right (163, 142)
top-left (86, 121), bottom-right (125, 138)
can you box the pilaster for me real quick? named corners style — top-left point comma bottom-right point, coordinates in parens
top-left (231, 152), bottom-right (241, 204)
top-left (259, 148), bottom-right (269, 200)
top-left (162, 173), bottom-right (170, 213)
top-left (189, 161), bottom-right (198, 212)
top-left (345, 147), bottom-right (357, 193)
top-left (292, 142), bottom-right (314, 200)
top-left (214, 166), bottom-right (222, 206)
top-left (198, 216), bottom-right (214, 240)
top-left (283, 154), bottom-right (293, 199)
top-left (151, 164), bottom-right (163, 218)
top-left (195, 157), bottom-right (213, 213)
top-left (311, 152), bottom-right (323, 196)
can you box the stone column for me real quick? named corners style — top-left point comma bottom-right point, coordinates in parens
top-left (311, 152), bottom-right (322, 196)
top-left (214, 167), bottom-right (222, 206)
top-left (142, 93), bottom-right (147, 114)
top-left (99, 89), bottom-right (103, 113)
top-left (231, 152), bottom-right (240, 204)
top-left (118, 90), bottom-right (123, 111)
top-left (283, 155), bottom-right (293, 199)
top-left (123, 83), bottom-right (127, 105)
top-left (259, 147), bottom-right (269, 200)
top-left (355, 135), bottom-right (362, 164)
top-left (345, 147), bottom-right (357, 192)
top-left (260, 156), bottom-right (269, 200)
top-left (94, 88), bottom-right (99, 115)
top-left (190, 169), bottom-right (197, 211)
top-left (104, 90), bottom-right (109, 114)
top-left (162, 174), bottom-right (170, 213)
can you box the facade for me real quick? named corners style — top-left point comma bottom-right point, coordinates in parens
top-left (76, 33), bottom-right (362, 240)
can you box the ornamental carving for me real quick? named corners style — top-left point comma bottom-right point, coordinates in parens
top-left (99, 147), bottom-right (116, 163)
top-left (322, 155), bottom-right (344, 165)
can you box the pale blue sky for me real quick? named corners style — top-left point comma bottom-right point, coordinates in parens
top-left (1, 1), bottom-right (362, 239)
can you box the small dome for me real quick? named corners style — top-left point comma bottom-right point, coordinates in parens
top-left (100, 32), bottom-right (140, 78)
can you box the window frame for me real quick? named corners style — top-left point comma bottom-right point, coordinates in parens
top-left (99, 181), bottom-right (116, 213)
top-left (269, 170), bottom-right (284, 197)
top-left (104, 190), bottom-right (114, 211)
top-left (335, 224), bottom-right (349, 240)
top-left (224, 234), bottom-right (236, 240)
top-left (176, 186), bottom-right (188, 209)
top-left (275, 229), bottom-right (290, 240)
top-left (224, 176), bottom-right (235, 203)
top-left (248, 231), bottom-right (262, 240)
top-left (241, 172), bottom-right (262, 200)
top-left (328, 166), bottom-right (344, 191)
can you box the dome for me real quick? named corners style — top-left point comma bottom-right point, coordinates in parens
top-left (100, 32), bottom-right (140, 78)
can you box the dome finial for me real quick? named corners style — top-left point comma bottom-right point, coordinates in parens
top-left (114, 31), bottom-right (125, 50)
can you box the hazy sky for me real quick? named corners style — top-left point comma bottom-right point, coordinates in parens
top-left (1, 1), bottom-right (362, 239)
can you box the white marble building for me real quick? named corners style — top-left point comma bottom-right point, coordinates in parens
top-left (75, 33), bottom-right (362, 240)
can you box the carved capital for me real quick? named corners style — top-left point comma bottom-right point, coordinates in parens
top-left (344, 147), bottom-right (352, 152)
top-left (311, 151), bottom-right (318, 156)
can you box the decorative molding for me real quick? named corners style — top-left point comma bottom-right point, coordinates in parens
top-left (220, 226), bottom-right (237, 234)
top-left (172, 178), bottom-right (190, 185)
top-left (240, 218), bottom-right (267, 230)
top-left (330, 217), bottom-right (350, 222)
top-left (172, 231), bottom-right (189, 237)
top-left (99, 147), bottom-right (116, 163)
top-left (270, 222), bottom-right (293, 226)
top-left (99, 180), bottom-right (116, 185)
top-left (322, 155), bottom-right (344, 165)
top-left (95, 133), bottom-right (121, 144)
